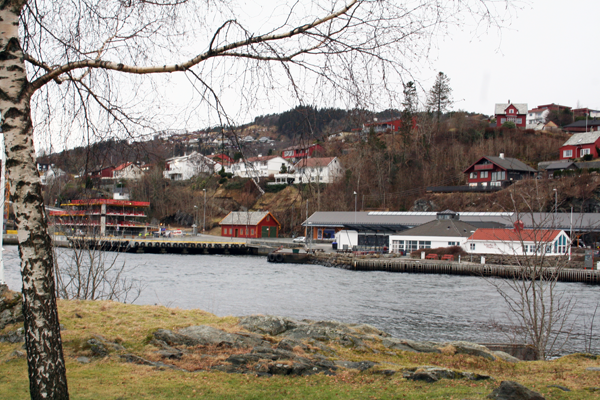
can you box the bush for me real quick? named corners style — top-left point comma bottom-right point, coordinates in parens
top-left (264, 184), bottom-right (287, 193)
top-left (582, 154), bottom-right (593, 161)
top-left (409, 246), bottom-right (468, 259)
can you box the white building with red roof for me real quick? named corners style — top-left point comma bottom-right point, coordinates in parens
top-left (112, 162), bottom-right (144, 180)
top-left (466, 222), bottom-right (570, 256)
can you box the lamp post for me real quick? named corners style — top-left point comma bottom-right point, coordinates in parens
top-left (553, 188), bottom-right (557, 218)
top-left (203, 188), bottom-right (206, 233)
top-left (354, 191), bottom-right (357, 223)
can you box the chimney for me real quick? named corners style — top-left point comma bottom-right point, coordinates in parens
top-left (499, 153), bottom-right (505, 159)
top-left (513, 220), bottom-right (524, 232)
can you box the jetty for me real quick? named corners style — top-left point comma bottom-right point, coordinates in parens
top-left (307, 254), bottom-right (600, 284)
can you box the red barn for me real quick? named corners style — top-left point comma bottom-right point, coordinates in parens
top-left (495, 102), bottom-right (528, 128)
top-left (463, 154), bottom-right (537, 188)
top-left (559, 131), bottom-right (600, 160)
top-left (220, 211), bottom-right (280, 238)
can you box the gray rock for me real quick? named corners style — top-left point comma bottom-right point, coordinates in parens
top-left (0, 309), bottom-right (12, 328)
top-left (487, 381), bottom-right (545, 400)
top-left (403, 366), bottom-right (492, 382)
top-left (87, 339), bottom-right (109, 357)
top-left (547, 385), bottom-right (570, 392)
top-left (381, 338), bottom-right (418, 352)
top-left (587, 367), bottom-right (600, 371)
top-left (349, 323), bottom-right (390, 338)
top-left (400, 339), bottom-right (441, 353)
top-left (0, 327), bottom-right (25, 343)
top-left (77, 356), bottom-right (91, 364)
top-left (334, 360), bottom-right (377, 371)
top-left (448, 341), bottom-right (496, 361)
top-left (154, 329), bottom-right (200, 347)
top-left (492, 351), bottom-right (521, 363)
top-left (10, 349), bottom-right (26, 358)
top-left (178, 325), bottom-right (263, 348)
top-left (120, 354), bottom-right (186, 371)
top-left (407, 371), bottom-right (438, 383)
top-left (239, 315), bottom-right (300, 336)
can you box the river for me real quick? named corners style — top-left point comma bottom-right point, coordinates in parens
top-left (3, 245), bottom-right (598, 354)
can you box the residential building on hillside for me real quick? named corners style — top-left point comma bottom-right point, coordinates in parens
top-left (563, 120), bottom-right (600, 134)
top-left (573, 108), bottom-right (600, 119)
top-left (273, 156), bottom-right (343, 185)
top-left (388, 210), bottom-right (477, 254)
top-left (231, 155), bottom-right (292, 178)
top-left (86, 166), bottom-right (115, 180)
top-left (113, 162), bottom-right (144, 180)
top-left (559, 131), bottom-right (600, 160)
top-left (463, 154), bottom-right (537, 188)
top-left (527, 104), bottom-right (572, 127)
top-left (281, 144), bottom-right (323, 160)
top-left (494, 102), bottom-right (528, 128)
top-left (466, 222), bottom-right (571, 256)
top-left (163, 151), bottom-right (216, 181)
top-left (219, 211), bottom-right (280, 238)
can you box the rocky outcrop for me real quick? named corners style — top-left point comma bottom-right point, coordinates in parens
top-left (487, 380), bottom-right (545, 400)
top-left (0, 285), bottom-right (23, 330)
top-left (403, 366), bottom-right (492, 383)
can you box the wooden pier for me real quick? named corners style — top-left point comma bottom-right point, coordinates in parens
top-left (310, 255), bottom-right (600, 284)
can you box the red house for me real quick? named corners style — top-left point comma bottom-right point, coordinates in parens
top-left (463, 154), bottom-right (537, 187)
top-left (281, 144), bottom-right (323, 160)
top-left (89, 166), bottom-right (115, 179)
top-left (220, 211), bottom-right (281, 238)
top-left (559, 131), bottom-right (600, 160)
top-left (494, 102), bottom-right (528, 128)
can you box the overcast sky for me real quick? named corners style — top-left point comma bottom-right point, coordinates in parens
top-left (428, 0), bottom-right (600, 115)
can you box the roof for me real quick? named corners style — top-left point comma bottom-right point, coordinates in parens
top-left (61, 199), bottom-right (150, 207)
top-left (468, 228), bottom-right (563, 243)
top-left (114, 162), bottom-right (133, 171)
top-left (220, 211), bottom-right (280, 227)
top-left (463, 156), bottom-right (537, 173)
top-left (295, 157), bottom-right (337, 169)
top-left (393, 219), bottom-right (477, 238)
top-left (495, 103), bottom-right (528, 115)
top-left (245, 155), bottom-right (278, 163)
top-left (303, 211), bottom-right (600, 232)
top-left (283, 144), bottom-right (322, 151)
top-left (563, 120), bottom-right (600, 129)
top-left (544, 161), bottom-right (577, 171)
top-left (562, 131), bottom-right (600, 146)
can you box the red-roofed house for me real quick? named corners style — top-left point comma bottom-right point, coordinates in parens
top-left (466, 222), bottom-right (570, 255)
top-left (113, 162), bottom-right (144, 180)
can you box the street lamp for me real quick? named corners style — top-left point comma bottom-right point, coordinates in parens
top-left (203, 188), bottom-right (207, 233)
top-left (354, 191), bottom-right (357, 223)
top-left (553, 188), bottom-right (557, 218)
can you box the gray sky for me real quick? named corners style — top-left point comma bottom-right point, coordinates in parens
top-left (429, 0), bottom-right (600, 115)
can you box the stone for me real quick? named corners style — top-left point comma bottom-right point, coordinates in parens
top-left (10, 349), bottom-right (26, 358)
top-left (178, 325), bottom-right (263, 348)
top-left (586, 367), bottom-right (600, 371)
top-left (492, 351), bottom-right (520, 363)
top-left (239, 315), bottom-right (300, 336)
top-left (487, 381), bottom-right (545, 400)
top-left (407, 371), bottom-right (438, 383)
top-left (448, 341), bottom-right (497, 361)
top-left (334, 360), bottom-right (377, 371)
top-left (87, 338), bottom-right (109, 357)
top-left (349, 323), bottom-right (390, 337)
top-left (120, 354), bottom-right (186, 371)
top-left (77, 356), bottom-right (91, 364)
top-left (0, 328), bottom-right (25, 343)
top-left (381, 338), bottom-right (418, 352)
top-left (403, 366), bottom-right (492, 383)
top-left (547, 385), bottom-right (570, 392)
top-left (400, 339), bottom-right (441, 353)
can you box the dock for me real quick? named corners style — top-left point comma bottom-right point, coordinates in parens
top-left (308, 254), bottom-right (600, 284)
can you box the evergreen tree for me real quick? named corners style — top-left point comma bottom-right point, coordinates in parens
top-left (426, 72), bottom-right (453, 127)
top-left (400, 81), bottom-right (418, 144)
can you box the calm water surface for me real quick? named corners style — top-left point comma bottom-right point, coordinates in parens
top-left (3, 246), bottom-right (598, 352)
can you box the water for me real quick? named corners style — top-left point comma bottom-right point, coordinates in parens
top-left (3, 245), bottom-right (599, 353)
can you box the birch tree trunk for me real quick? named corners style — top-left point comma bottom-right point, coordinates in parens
top-left (0, 2), bottom-right (69, 398)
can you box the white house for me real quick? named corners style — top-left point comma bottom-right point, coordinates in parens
top-left (230, 155), bottom-right (292, 179)
top-left (466, 222), bottom-right (571, 256)
top-left (388, 210), bottom-right (477, 254)
top-left (113, 162), bottom-right (144, 180)
top-left (163, 152), bottom-right (216, 181)
top-left (273, 156), bottom-right (343, 185)
top-left (335, 230), bottom-right (359, 250)
top-left (526, 107), bottom-right (550, 126)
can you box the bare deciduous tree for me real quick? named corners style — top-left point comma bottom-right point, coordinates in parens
top-left (0, 0), bottom-right (515, 397)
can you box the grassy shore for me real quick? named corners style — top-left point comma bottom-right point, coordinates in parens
top-left (1, 299), bottom-right (599, 399)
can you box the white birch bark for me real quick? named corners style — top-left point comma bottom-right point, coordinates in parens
top-left (0, 2), bottom-right (69, 398)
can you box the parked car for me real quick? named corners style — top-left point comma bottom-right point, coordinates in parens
top-left (292, 236), bottom-right (306, 243)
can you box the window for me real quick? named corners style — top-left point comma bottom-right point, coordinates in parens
top-left (517, 118), bottom-right (522, 124)
top-left (448, 241), bottom-right (458, 246)
top-left (418, 241), bottom-right (431, 249)
top-left (470, 172), bottom-right (478, 179)
top-left (581, 148), bottom-right (591, 157)
top-left (391, 240), bottom-right (404, 253)
top-left (407, 241), bottom-right (418, 251)
top-left (563, 149), bottom-right (573, 158)
top-left (251, 228), bottom-right (255, 235)
top-left (480, 171), bottom-right (488, 178)
top-left (469, 243), bottom-right (475, 251)
top-left (491, 171), bottom-right (506, 181)
top-left (509, 109), bottom-right (514, 114)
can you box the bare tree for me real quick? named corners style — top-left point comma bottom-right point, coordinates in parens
top-left (484, 194), bottom-right (576, 360)
top-left (0, 0), bottom-right (515, 397)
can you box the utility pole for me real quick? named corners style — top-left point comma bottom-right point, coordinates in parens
top-left (203, 188), bottom-right (206, 233)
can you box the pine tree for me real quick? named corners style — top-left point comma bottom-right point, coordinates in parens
top-left (426, 72), bottom-right (453, 128)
